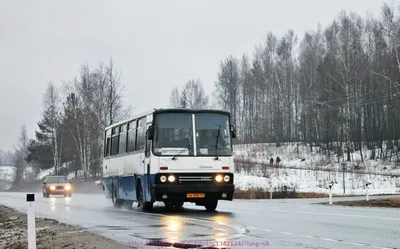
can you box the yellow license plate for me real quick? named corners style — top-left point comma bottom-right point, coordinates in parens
top-left (186, 193), bottom-right (205, 198)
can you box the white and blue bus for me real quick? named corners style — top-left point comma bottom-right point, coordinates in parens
top-left (102, 108), bottom-right (236, 212)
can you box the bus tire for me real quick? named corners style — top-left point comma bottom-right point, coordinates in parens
top-left (123, 200), bottom-right (133, 210)
top-left (137, 181), bottom-right (153, 211)
top-left (205, 199), bottom-right (218, 212)
top-left (112, 186), bottom-right (123, 208)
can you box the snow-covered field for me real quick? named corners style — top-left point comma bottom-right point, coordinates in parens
top-left (234, 143), bottom-right (400, 173)
top-left (233, 143), bottom-right (400, 195)
top-left (234, 169), bottom-right (399, 195)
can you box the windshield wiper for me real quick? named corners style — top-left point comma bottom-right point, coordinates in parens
top-left (172, 136), bottom-right (191, 160)
top-left (214, 125), bottom-right (221, 160)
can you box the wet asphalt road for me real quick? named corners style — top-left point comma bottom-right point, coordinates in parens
top-left (0, 192), bottom-right (399, 249)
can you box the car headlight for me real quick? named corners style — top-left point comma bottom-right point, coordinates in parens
top-left (160, 175), bottom-right (167, 182)
top-left (168, 175), bottom-right (175, 182)
top-left (49, 186), bottom-right (56, 191)
top-left (215, 175), bottom-right (223, 182)
top-left (224, 175), bottom-right (230, 182)
top-left (65, 184), bottom-right (71, 190)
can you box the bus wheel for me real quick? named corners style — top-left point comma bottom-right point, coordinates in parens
top-left (112, 187), bottom-right (123, 208)
top-left (137, 183), bottom-right (153, 211)
top-left (205, 199), bottom-right (218, 212)
top-left (123, 200), bottom-right (133, 210)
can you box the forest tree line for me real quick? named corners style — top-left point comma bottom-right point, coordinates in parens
top-left (170, 4), bottom-right (400, 162)
top-left (10, 59), bottom-right (131, 183)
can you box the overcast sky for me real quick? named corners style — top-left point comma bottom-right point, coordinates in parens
top-left (0, 0), bottom-right (394, 151)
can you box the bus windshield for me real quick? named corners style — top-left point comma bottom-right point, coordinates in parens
top-left (152, 111), bottom-right (233, 157)
top-left (153, 112), bottom-right (194, 156)
top-left (195, 113), bottom-right (232, 156)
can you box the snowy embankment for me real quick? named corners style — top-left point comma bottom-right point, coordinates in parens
top-left (0, 164), bottom-right (86, 190)
top-left (0, 166), bottom-right (44, 190)
top-left (35, 166), bottom-right (85, 180)
top-left (233, 143), bottom-right (400, 195)
top-left (0, 166), bottom-right (15, 190)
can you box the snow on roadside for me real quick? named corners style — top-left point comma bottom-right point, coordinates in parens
top-left (35, 168), bottom-right (53, 180)
top-left (234, 170), bottom-right (400, 195)
top-left (234, 142), bottom-right (400, 174)
top-left (0, 166), bottom-right (16, 190)
top-left (233, 142), bottom-right (400, 195)
top-left (0, 166), bottom-right (15, 182)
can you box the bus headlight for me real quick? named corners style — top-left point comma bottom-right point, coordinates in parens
top-left (168, 175), bottom-right (175, 182)
top-left (224, 175), bottom-right (230, 182)
top-left (49, 186), bottom-right (56, 191)
top-left (160, 175), bottom-right (167, 182)
top-left (64, 184), bottom-right (71, 190)
top-left (215, 175), bottom-right (223, 182)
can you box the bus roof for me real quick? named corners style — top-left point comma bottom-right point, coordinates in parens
top-left (153, 108), bottom-right (230, 116)
top-left (105, 108), bottom-right (231, 130)
top-left (105, 109), bottom-right (155, 130)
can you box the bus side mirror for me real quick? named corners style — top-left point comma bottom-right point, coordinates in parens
top-left (230, 125), bottom-right (236, 138)
top-left (147, 125), bottom-right (154, 140)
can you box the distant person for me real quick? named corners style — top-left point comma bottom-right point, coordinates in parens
top-left (270, 157), bottom-right (274, 166)
top-left (276, 156), bottom-right (281, 166)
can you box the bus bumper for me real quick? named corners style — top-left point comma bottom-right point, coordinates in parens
top-left (150, 184), bottom-right (234, 202)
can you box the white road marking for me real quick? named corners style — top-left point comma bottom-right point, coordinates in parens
top-left (345, 242), bottom-right (365, 246)
top-left (299, 235), bottom-right (317, 239)
top-left (223, 206), bottom-right (400, 221)
top-left (320, 238), bottom-right (338, 242)
top-left (279, 232), bottom-right (293, 235)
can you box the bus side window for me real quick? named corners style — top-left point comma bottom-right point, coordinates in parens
top-left (127, 120), bottom-right (137, 152)
top-left (106, 137), bottom-right (111, 156)
top-left (136, 117), bottom-right (146, 151)
top-left (104, 129), bottom-right (111, 157)
top-left (119, 123), bottom-right (127, 154)
top-left (111, 126), bottom-right (119, 156)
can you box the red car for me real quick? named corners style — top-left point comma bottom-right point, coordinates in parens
top-left (42, 175), bottom-right (72, 197)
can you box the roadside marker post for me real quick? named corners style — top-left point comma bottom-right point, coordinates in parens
top-left (26, 193), bottom-right (36, 249)
top-left (328, 182), bottom-right (333, 205)
top-left (365, 182), bottom-right (371, 202)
